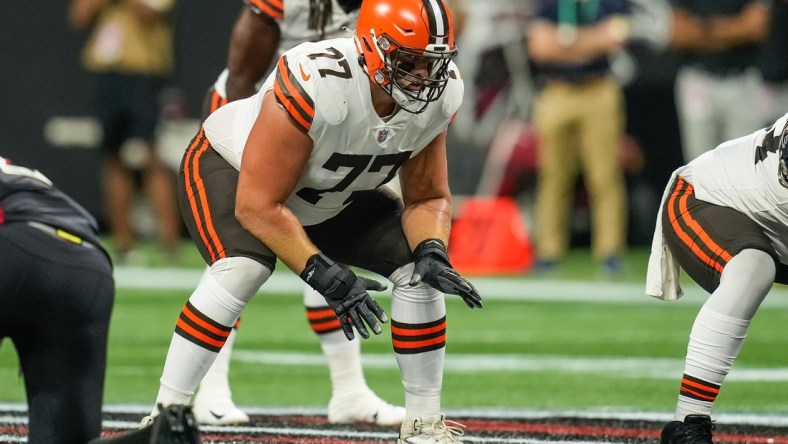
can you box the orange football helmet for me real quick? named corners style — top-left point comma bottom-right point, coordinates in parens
top-left (354, 0), bottom-right (458, 113)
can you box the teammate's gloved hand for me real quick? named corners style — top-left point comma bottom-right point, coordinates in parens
top-left (300, 253), bottom-right (388, 340)
top-left (409, 238), bottom-right (483, 308)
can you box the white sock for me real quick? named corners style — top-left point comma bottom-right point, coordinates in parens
top-left (196, 327), bottom-right (238, 401)
top-left (389, 264), bottom-right (445, 418)
top-left (152, 258), bottom-right (270, 415)
top-left (674, 249), bottom-right (773, 420)
top-left (303, 285), bottom-right (369, 396)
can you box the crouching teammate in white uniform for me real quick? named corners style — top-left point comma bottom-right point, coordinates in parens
top-left (143, 0), bottom-right (483, 442)
top-left (647, 112), bottom-right (788, 443)
top-left (195, 0), bottom-right (405, 426)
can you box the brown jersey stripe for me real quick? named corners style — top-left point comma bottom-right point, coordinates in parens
top-left (210, 89), bottom-right (228, 113)
top-left (183, 128), bottom-right (226, 262)
top-left (274, 57), bottom-right (314, 133)
top-left (667, 177), bottom-right (730, 273)
top-left (248, 0), bottom-right (284, 20)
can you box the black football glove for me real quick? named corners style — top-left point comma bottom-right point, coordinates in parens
top-left (300, 253), bottom-right (388, 340)
top-left (409, 238), bottom-right (483, 308)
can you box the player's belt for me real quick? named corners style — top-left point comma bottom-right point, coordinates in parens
top-left (26, 221), bottom-right (96, 250)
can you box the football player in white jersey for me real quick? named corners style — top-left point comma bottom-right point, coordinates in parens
top-left (205, 0), bottom-right (362, 114)
top-left (195, 0), bottom-right (407, 427)
top-left (647, 112), bottom-right (788, 443)
top-left (143, 0), bottom-right (483, 442)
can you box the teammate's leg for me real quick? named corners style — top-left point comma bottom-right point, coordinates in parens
top-left (150, 257), bottom-right (270, 415)
top-left (302, 285), bottom-right (404, 425)
top-left (674, 249), bottom-right (773, 419)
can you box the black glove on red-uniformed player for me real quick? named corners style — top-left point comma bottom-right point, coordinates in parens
top-left (300, 253), bottom-right (389, 340)
top-left (409, 238), bottom-right (483, 308)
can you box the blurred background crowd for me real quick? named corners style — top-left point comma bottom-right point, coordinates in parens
top-left (1, 0), bottom-right (786, 272)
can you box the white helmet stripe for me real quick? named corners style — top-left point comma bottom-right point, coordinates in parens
top-left (422, 0), bottom-right (448, 45)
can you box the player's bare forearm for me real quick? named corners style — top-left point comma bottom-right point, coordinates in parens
top-left (401, 198), bottom-right (452, 250)
top-left (235, 200), bottom-right (318, 273)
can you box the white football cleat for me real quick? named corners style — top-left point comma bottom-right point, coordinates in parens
top-left (327, 389), bottom-right (406, 426)
top-left (398, 413), bottom-right (465, 444)
top-left (192, 397), bottom-right (250, 425)
top-left (139, 415), bottom-right (155, 429)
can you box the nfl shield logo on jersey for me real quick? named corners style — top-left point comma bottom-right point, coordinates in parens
top-left (377, 129), bottom-right (390, 143)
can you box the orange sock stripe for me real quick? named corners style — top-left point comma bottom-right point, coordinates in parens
top-left (681, 377), bottom-right (720, 395)
top-left (667, 178), bottom-right (728, 273)
top-left (175, 320), bottom-right (226, 351)
top-left (391, 317), bottom-right (447, 354)
top-left (306, 307), bottom-right (336, 321)
top-left (680, 386), bottom-right (717, 401)
top-left (311, 318), bottom-right (343, 333)
top-left (391, 321), bottom-right (446, 337)
top-left (392, 334), bottom-right (446, 349)
top-left (390, 317), bottom-right (447, 334)
top-left (181, 305), bottom-right (232, 339)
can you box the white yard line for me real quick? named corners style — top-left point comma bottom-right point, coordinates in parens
top-left (113, 266), bottom-right (788, 307)
top-left (228, 350), bottom-right (788, 382)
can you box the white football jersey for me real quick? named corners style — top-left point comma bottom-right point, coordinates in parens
top-left (203, 37), bottom-right (464, 225)
top-left (688, 112), bottom-right (788, 262)
top-left (213, 0), bottom-right (359, 97)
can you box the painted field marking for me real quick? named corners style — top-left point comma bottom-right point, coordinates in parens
top-left (228, 350), bottom-right (788, 382)
top-left (114, 266), bottom-right (788, 307)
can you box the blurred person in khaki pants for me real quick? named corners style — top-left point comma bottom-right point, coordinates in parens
top-left (69, 0), bottom-right (181, 263)
top-left (527, 0), bottom-right (630, 274)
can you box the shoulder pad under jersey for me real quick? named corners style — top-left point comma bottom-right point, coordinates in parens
top-left (441, 63), bottom-right (464, 119)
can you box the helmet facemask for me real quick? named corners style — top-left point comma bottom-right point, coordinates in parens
top-left (370, 33), bottom-right (456, 114)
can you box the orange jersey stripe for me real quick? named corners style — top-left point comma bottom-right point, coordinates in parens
top-left (183, 129), bottom-right (219, 262)
top-left (182, 306), bottom-right (232, 339)
top-left (211, 90), bottom-right (228, 113)
top-left (176, 318), bottom-right (226, 348)
top-left (248, 0), bottom-right (284, 20)
top-left (274, 57), bottom-right (315, 132)
top-left (188, 133), bottom-right (226, 261)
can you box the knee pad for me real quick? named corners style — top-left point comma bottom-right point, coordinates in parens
top-left (208, 256), bottom-right (272, 303)
top-left (388, 263), bottom-right (443, 304)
